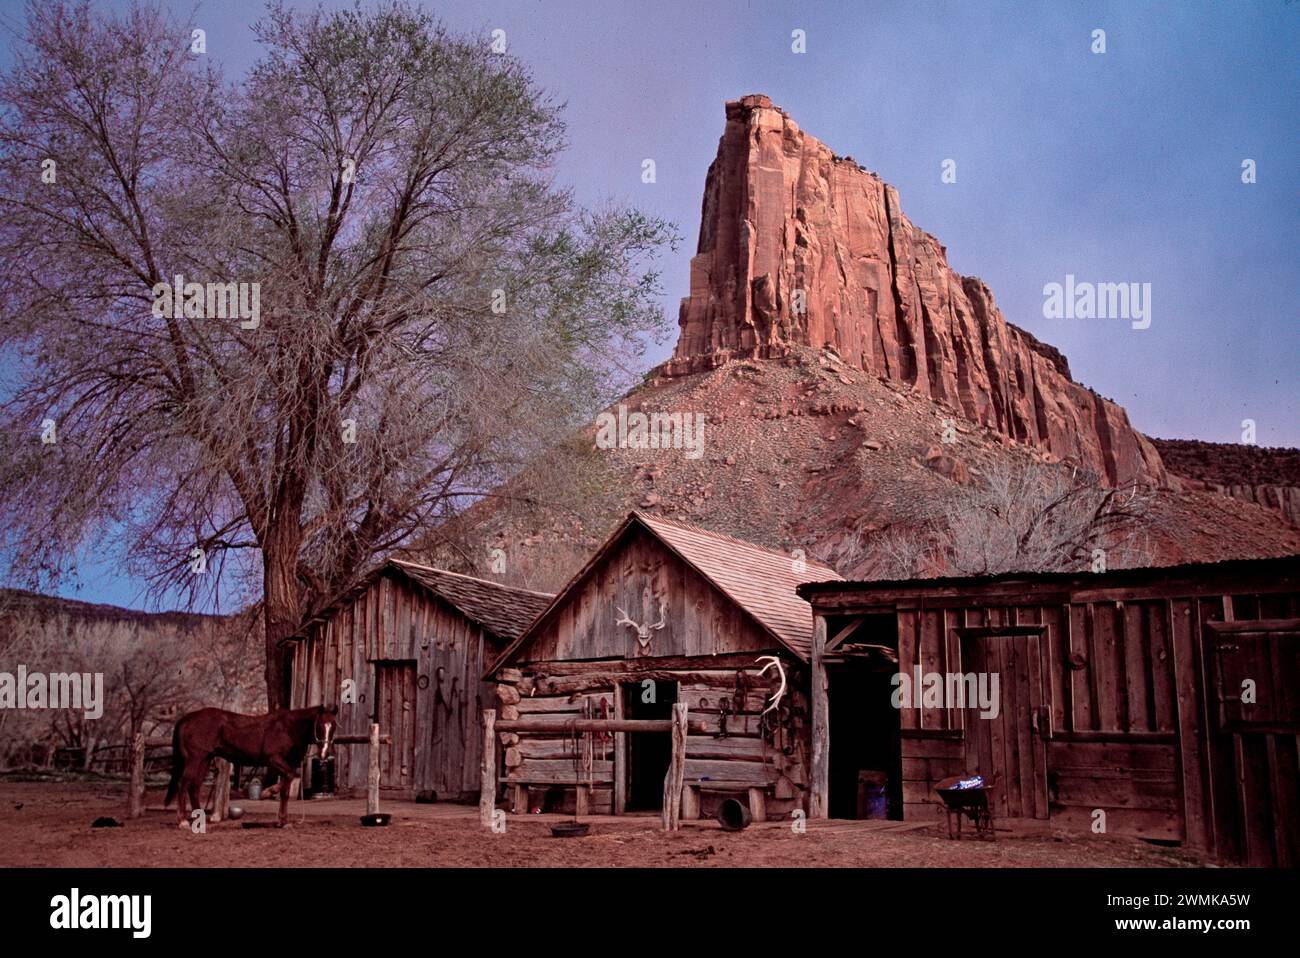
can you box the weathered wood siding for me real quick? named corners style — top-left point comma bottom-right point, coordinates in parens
top-left (517, 526), bottom-right (777, 665)
top-left (816, 566), bottom-right (1300, 863)
top-left (290, 572), bottom-right (501, 800)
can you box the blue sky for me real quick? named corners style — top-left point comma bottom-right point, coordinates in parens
top-left (2, 0), bottom-right (1297, 609)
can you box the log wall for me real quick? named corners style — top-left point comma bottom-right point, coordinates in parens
top-left (496, 659), bottom-right (809, 821)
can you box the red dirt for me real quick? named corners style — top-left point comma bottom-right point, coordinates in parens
top-left (0, 781), bottom-right (1216, 868)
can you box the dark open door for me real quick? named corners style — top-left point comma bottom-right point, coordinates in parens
top-left (375, 661), bottom-right (416, 793)
top-left (961, 631), bottom-right (1049, 819)
top-left (622, 680), bottom-right (677, 811)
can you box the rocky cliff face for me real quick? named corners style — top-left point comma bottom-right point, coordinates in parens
top-left (666, 95), bottom-right (1166, 486)
top-left (1151, 439), bottom-right (1300, 527)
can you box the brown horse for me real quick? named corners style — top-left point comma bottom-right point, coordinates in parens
top-left (165, 705), bottom-right (336, 827)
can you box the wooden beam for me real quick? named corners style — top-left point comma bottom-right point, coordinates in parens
top-left (825, 617), bottom-right (863, 652)
top-left (1205, 618), bottom-right (1300, 634)
top-left (662, 703), bottom-right (688, 831)
top-left (612, 684), bottom-right (627, 815)
top-left (953, 625), bottom-right (1046, 639)
top-left (681, 785), bottom-right (700, 821)
top-left (333, 734), bottom-right (392, 745)
top-left (480, 709), bottom-right (496, 829)
top-left (496, 718), bottom-right (706, 734)
top-left (810, 614), bottom-right (830, 819)
top-left (525, 653), bottom-right (782, 676)
top-left (366, 723), bottom-right (381, 816)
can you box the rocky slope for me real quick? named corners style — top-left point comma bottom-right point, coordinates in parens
top-left (426, 346), bottom-right (1300, 590)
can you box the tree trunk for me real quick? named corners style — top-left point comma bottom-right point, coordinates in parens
top-left (262, 517), bottom-right (303, 712)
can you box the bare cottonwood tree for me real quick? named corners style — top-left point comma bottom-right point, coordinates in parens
top-left (0, 2), bottom-right (675, 706)
top-left (850, 460), bottom-right (1155, 579)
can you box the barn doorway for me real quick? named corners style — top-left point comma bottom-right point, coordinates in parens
top-left (828, 661), bottom-right (903, 819)
top-left (374, 661), bottom-right (416, 793)
top-left (622, 680), bottom-right (678, 811)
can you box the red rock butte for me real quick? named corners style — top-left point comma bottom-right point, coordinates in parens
top-left (665, 94), bottom-right (1166, 487)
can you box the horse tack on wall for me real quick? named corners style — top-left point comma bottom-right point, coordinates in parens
top-left (287, 559), bottom-right (553, 802)
top-left (484, 511), bottom-right (843, 824)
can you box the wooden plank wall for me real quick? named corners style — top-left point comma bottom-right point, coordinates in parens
top-left (519, 527), bottom-right (774, 665)
top-left (889, 583), bottom-right (1300, 860)
top-left (896, 597), bottom-right (1181, 839)
top-left (1190, 592), bottom-right (1300, 865)
top-left (289, 573), bottom-right (500, 801)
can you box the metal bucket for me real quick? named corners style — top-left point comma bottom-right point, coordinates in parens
top-left (716, 798), bottom-right (752, 831)
top-left (307, 756), bottom-right (335, 797)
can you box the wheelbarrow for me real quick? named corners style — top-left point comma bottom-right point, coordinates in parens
top-left (934, 774), bottom-right (997, 841)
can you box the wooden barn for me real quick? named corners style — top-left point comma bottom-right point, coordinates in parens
top-left (288, 560), bottom-right (552, 801)
top-left (486, 511), bottom-right (842, 822)
top-left (797, 554), bottom-right (1300, 865)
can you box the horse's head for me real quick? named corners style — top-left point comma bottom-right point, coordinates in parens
top-left (314, 705), bottom-right (338, 760)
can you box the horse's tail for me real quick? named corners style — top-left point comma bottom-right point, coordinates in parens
top-left (163, 721), bottom-right (183, 807)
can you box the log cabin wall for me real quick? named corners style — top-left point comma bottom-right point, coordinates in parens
top-left (289, 571), bottom-right (502, 801)
top-left (496, 526), bottom-right (813, 821)
top-left (803, 557), bottom-right (1300, 865)
top-left (497, 661), bottom-right (809, 821)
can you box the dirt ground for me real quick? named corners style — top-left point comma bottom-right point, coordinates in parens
top-left (0, 780), bottom-right (1217, 868)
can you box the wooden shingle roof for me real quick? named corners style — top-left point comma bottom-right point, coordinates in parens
top-left (631, 512), bottom-right (842, 659)
top-left (388, 560), bottom-right (554, 642)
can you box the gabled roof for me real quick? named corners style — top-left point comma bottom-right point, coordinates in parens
top-left (293, 560), bottom-right (553, 644)
top-left (489, 512), bottom-right (842, 673)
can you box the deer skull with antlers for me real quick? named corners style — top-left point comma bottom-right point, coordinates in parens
top-left (615, 595), bottom-right (666, 655)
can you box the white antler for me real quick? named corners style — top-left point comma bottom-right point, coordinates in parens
top-left (756, 655), bottom-right (787, 717)
top-left (617, 599), bottom-right (667, 652)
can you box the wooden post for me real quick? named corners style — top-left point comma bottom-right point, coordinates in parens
top-left (612, 683), bottom-right (627, 815)
top-left (810, 613), bottom-right (830, 819)
top-left (366, 722), bottom-right (381, 816)
top-left (209, 758), bottom-right (232, 822)
top-left (480, 709), bottom-right (497, 829)
top-left (127, 731), bottom-right (146, 820)
top-left (662, 703), bottom-right (688, 831)
top-left (681, 785), bottom-right (700, 821)
top-left (747, 786), bottom-right (767, 824)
